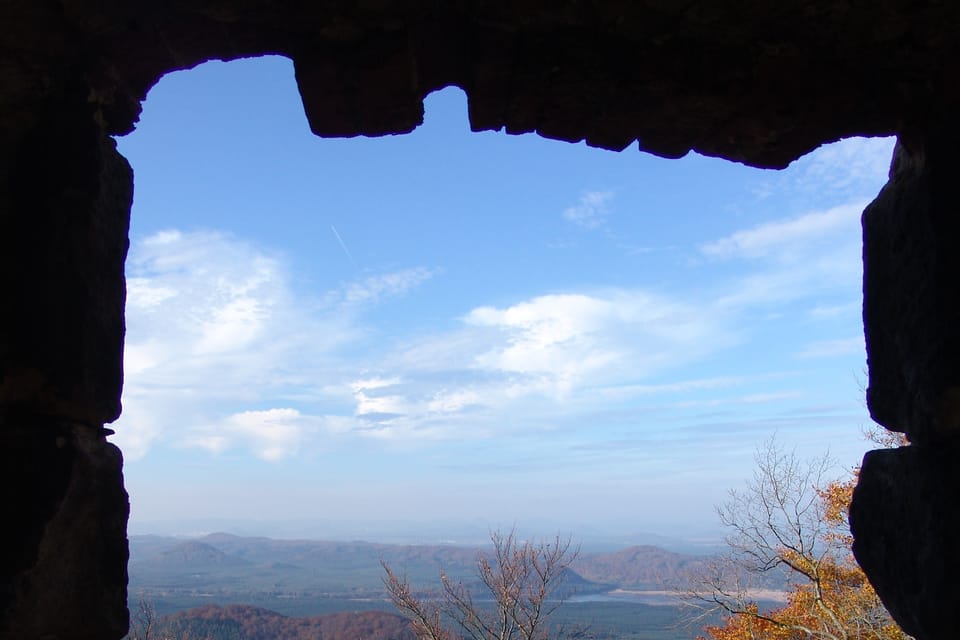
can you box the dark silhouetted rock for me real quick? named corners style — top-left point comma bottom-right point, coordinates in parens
top-left (0, 417), bottom-right (129, 640)
top-left (3, 2), bottom-right (960, 639)
top-left (852, 444), bottom-right (960, 640)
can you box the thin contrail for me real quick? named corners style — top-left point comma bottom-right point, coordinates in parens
top-left (330, 224), bottom-right (357, 268)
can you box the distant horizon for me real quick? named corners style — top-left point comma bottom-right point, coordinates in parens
top-left (127, 516), bottom-right (729, 554)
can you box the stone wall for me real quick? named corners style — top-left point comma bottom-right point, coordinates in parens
top-left (850, 131), bottom-right (960, 639)
top-left (3, 2), bottom-right (960, 638)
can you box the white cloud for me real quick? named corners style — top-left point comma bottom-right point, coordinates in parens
top-left (353, 392), bottom-right (409, 417)
top-left (428, 389), bottom-right (481, 413)
top-left (279, 287), bottom-right (739, 443)
top-left (467, 294), bottom-right (648, 390)
top-left (715, 248), bottom-right (861, 309)
top-left (797, 337), bottom-right (864, 359)
top-left (748, 136), bottom-right (895, 210)
top-left (701, 202), bottom-right (863, 260)
top-left (112, 230), bottom-right (434, 461)
top-left (592, 376), bottom-right (747, 400)
top-left (738, 392), bottom-right (803, 404)
top-left (190, 408), bottom-right (305, 461)
top-left (127, 279), bottom-right (177, 309)
top-left (123, 230), bottom-right (290, 362)
top-left (142, 229), bottom-right (183, 246)
top-left (180, 408), bottom-right (380, 461)
top-left (455, 290), bottom-right (730, 399)
top-left (110, 393), bottom-right (165, 461)
top-left (344, 267), bottom-right (435, 304)
top-left (351, 377), bottom-right (402, 393)
top-left (672, 390), bottom-right (802, 409)
top-left (562, 191), bottom-right (614, 229)
top-left (808, 301), bottom-right (860, 320)
top-left (798, 136), bottom-right (894, 196)
top-left (114, 194), bottom-right (867, 464)
top-left (699, 199), bottom-right (867, 311)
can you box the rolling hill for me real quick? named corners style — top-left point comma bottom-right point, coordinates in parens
top-left (129, 533), bottom-right (707, 596)
top-left (572, 545), bottom-right (706, 588)
top-left (162, 604), bottom-right (415, 640)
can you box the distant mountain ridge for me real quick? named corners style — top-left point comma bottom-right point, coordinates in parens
top-left (572, 545), bottom-right (705, 588)
top-left (128, 534), bottom-right (719, 640)
top-left (155, 540), bottom-right (249, 567)
top-left (129, 532), bottom-right (707, 596)
top-left (195, 531), bottom-right (482, 567)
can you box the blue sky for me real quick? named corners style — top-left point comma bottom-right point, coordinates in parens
top-left (112, 55), bottom-right (895, 542)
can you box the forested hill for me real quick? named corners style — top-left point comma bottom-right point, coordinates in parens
top-left (572, 545), bottom-right (705, 588)
top-left (130, 533), bottom-right (708, 594)
top-left (163, 605), bottom-right (415, 640)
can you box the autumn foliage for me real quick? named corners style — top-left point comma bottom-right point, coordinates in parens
top-left (689, 440), bottom-right (910, 640)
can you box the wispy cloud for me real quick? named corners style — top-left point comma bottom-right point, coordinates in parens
top-left (562, 191), bottom-right (614, 229)
top-left (797, 337), bottom-right (864, 359)
top-left (344, 267), bottom-right (435, 305)
top-left (797, 136), bottom-right (894, 197)
top-left (351, 376), bottom-right (402, 393)
top-left (700, 201), bottom-right (866, 310)
top-left (700, 202), bottom-right (862, 261)
top-left (322, 286), bottom-right (745, 445)
top-left (114, 70), bottom-right (894, 529)
top-left (464, 291), bottom-right (725, 394)
top-left (116, 218), bottom-right (865, 462)
top-left (187, 408), bottom-right (307, 461)
top-left (116, 133), bottom-right (886, 465)
top-left (747, 136), bottom-right (895, 211)
top-left (589, 375), bottom-right (795, 401)
top-left (116, 197), bottom-right (871, 465)
top-left (113, 230), bottom-right (434, 461)
top-left (672, 391), bottom-right (803, 409)
top-left (807, 301), bottom-right (860, 320)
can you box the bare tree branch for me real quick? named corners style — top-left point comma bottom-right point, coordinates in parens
top-left (678, 437), bottom-right (911, 640)
top-left (382, 529), bottom-right (581, 640)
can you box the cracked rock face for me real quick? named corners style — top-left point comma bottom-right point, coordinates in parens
top-left (3, 2), bottom-right (960, 639)
top-left (852, 130), bottom-right (960, 640)
top-left (851, 444), bottom-right (960, 640)
top-left (0, 418), bottom-right (129, 640)
top-left (863, 134), bottom-right (960, 446)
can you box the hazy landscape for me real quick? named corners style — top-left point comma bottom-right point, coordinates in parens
top-left (111, 57), bottom-right (897, 640)
top-left (127, 531), bottom-right (741, 639)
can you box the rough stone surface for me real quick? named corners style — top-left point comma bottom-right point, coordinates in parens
top-left (0, 417), bottom-right (129, 640)
top-left (4, 2), bottom-right (960, 640)
top-left (1, 22), bottom-right (133, 639)
top-left (851, 444), bottom-right (960, 640)
top-left (863, 132), bottom-right (960, 445)
top-left (855, 126), bottom-right (960, 640)
top-left (0, 82), bottom-right (132, 426)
